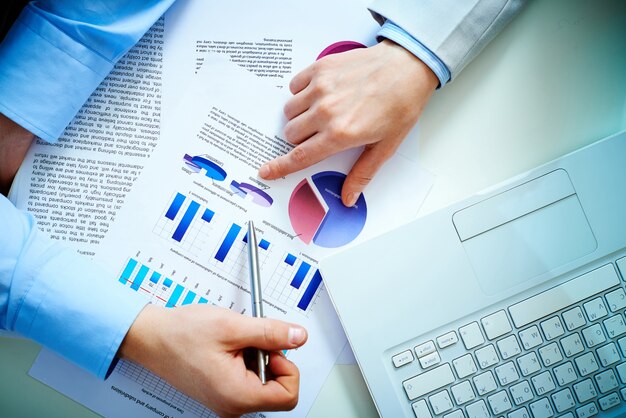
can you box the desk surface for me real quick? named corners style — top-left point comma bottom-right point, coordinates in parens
top-left (1, 0), bottom-right (625, 416)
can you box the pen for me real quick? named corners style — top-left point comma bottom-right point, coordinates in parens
top-left (247, 220), bottom-right (269, 384)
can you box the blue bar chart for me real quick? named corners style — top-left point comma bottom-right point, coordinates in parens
top-left (118, 257), bottom-right (207, 309)
top-left (172, 201), bottom-right (200, 242)
top-left (215, 223), bottom-right (242, 262)
top-left (291, 261), bottom-right (311, 289)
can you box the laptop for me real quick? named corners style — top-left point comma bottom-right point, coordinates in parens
top-left (320, 131), bottom-right (626, 417)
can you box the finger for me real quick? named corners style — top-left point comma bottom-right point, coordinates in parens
top-left (240, 353), bottom-right (300, 412)
top-left (289, 64), bottom-right (314, 95)
top-left (341, 143), bottom-right (394, 207)
top-left (259, 134), bottom-right (337, 180)
top-left (283, 108), bottom-right (320, 145)
top-left (229, 316), bottom-right (308, 351)
top-left (283, 84), bottom-right (316, 120)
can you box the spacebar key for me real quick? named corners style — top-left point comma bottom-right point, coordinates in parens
top-left (509, 264), bottom-right (620, 328)
top-left (402, 364), bottom-right (454, 400)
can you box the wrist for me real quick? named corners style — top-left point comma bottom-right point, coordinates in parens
top-left (119, 304), bottom-right (165, 367)
top-left (378, 39), bottom-right (439, 92)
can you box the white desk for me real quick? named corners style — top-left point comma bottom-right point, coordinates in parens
top-left (309, 0), bottom-right (626, 416)
top-left (1, 1), bottom-right (624, 417)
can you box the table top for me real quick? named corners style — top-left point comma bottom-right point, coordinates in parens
top-left (1, 0), bottom-right (625, 416)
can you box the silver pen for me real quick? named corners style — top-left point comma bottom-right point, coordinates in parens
top-left (247, 220), bottom-right (269, 384)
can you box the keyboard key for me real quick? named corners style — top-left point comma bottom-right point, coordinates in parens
top-left (573, 379), bottom-right (598, 403)
top-left (575, 402), bottom-right (599, 417)
top-left (392, 350), bottom-right (414, 368)
top-left (605, 288), bottom-right (626, 312)
top-left (562, 306), bottom-right (586, 331)
top-left (603, 314), bottom-right (626, 338)
top-left (538, 342), bottom-right (563, 366)
top-left (509, 381), bottom-right (533, 405)
top-left (519, 325), bottom-right (543, 350)
top-left (551, 388), bottom-right (575, 413)
top-left (437, 331), bottom-right (458, 349)
top-left (558, 413), bottom-right (574, 418)
top-left (622, 387), bottom-right (626, 401)
top-left (507, 407), bottom-right (530, 418)
top-left (494, 362), bottom-right (519, 386)
top-left (508, 264), bottom-right (619, 328)
top-left (403, 364), bottom-right (455, 400)
top-left (451, 381), bottom-right (475, 405)
top-left (553, 362), bottom-right (577, 386)
top-left (560, 333), bottom-right (584, 357)
top-left (598, 392), bottom-right (620, 411)
top-left (453, 354), bottom-right (477, 379)
top-left (411, 399), bottom-right (432, 418)
top-left (529, 397), bottom-right (554, 418)
top-left (575, 352), bottom-right (599, 377)
top-left (487, 390), bottom-right (512, 415)
top-left (616, 362), bottom-right (626, 384)
top-left (582, 324), bottom-right (606, 348)
top-left (617, 257), bottom-right (626, 279)
top-left (465, 400), bottom-right (489, 418)
top-left (618, 336), bottom-right (626, 356)
top-left (595, 369), bottom-right (619, 394)
top-left (415, 341), bottom-right (437, 358)
top-left (419, 351), bottom-right (441, 369)
top-left (531, 371), bottom-right (556, 395)
top-left (481, 310), bottom-right (512, 340)
top-left (442, 410), bottom-right (464, 418)
top-left (473, 371), bottom-right (498, 396)
top-left (541, 316), bottom-right (565, 340)
top-left (517, 352), bottom-right (541, 376)
top-left (596, 342), bottom-right (620, 367)
top-left (583, 297), bottom-right (608, 321)
top-left (429, 390), bottom-right (453, 415)
top-left (497, 335), bottom-right (521, 359)
top-left (459, 322), bottom-right (484, 350)
top-left (475, 345), bottom-right (499, 369)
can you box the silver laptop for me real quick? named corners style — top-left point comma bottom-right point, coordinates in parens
top-left (320, 131), bottom-right (626, 417)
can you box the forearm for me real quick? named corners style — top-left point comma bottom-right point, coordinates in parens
top-left (0, 113), bottom-right (34, 196)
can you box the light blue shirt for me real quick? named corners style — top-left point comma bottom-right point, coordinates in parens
top-left (0, 1), bottom-right (448, 380)
top-left (0, 1), bottom-right (176, 379)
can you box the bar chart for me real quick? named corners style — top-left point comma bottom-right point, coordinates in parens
top-left (265, 252), bottom-right (325, 314)
top-left (154, 192), bottom-right (216, 255)
top-left (118, 257), bottom-right (209, 307)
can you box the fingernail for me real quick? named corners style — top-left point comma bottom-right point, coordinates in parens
top-left (288, 327), bottom-right (306, 345)
top-left (259, 164), bottom-right (270, 179)
top-left (346, 192), bottom-right (359, 207)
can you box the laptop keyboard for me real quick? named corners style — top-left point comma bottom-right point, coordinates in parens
top-left (394, 259), bottom-right (626, 417)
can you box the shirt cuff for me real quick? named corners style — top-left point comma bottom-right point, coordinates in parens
top-left (377, 21), bottom-right (451, 88)
top-left (0, 5), bottom-right (114, 143)
top-left (9, 218), bottom-right (148, 379)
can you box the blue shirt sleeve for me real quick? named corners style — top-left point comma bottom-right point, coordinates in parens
top-left (0, 195), bottom-right (149, 378)
top-left (0, 0), bottom-right (175, 142)
top-left (377, 20), bottom-right (451, 88)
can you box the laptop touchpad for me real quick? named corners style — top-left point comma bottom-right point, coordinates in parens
top-left (453, 169), bottom-right (597, 296)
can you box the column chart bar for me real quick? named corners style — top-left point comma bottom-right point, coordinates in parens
top-left (166, 193), bottom-right (186, 220)
top-left (149, 272), bottom-right (162, 284)
top-left (284, 254), bottom-right (297, 266)
top-left (290, 261), bottom-right (311, 289)
top-left (297, 269), bottom-right (323, 311)
top-left (259, 239), bottom-right (270, 250)
top-left (163, 278), bottom-right (173, 288)
top-left (201, 208), bottom-right (215, 223)
top-left (166, 284), bottom-right (184, 307)
top-left (172, 201), bottom-right (201, 242)
top-left (182, 291), bottom-right (196, 305)
top-left (119, 258), bottom-right (138, 284)
top-left (198, 297), bottom-right (208, 304)
top-left (215, 223), bottom-right (242, 262)
top-left (131, 265), bottom-right (150, 291)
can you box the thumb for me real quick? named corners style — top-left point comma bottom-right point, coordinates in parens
top-left (230, 316), bottom-right (308, 351)
top-left (341, 144), bottom-right (391, 206)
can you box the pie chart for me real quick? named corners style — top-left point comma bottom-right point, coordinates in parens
top-left (288, 171), bottom-right (367, 248)
top-left (317, 41), bottom-right (367, 60)
top-left (183, 154), bottom-right (227, 181)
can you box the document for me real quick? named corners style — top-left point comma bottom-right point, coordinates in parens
top-left (30, 58), bottom-right (432, 418)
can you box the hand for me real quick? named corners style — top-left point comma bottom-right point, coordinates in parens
top-left (258, 39), bottom-right (438, 206)
top-left (120, 304), bottom-right (308, 418)
top-left (0, 113), bottom-right (34, 196)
